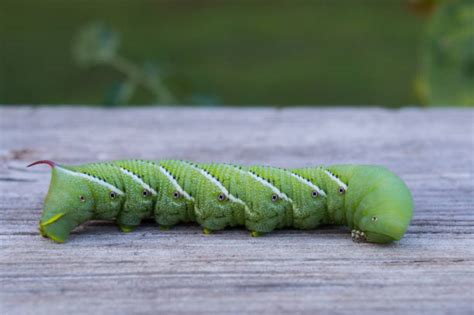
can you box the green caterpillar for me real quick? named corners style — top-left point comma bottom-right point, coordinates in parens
top-left (29, 160), bottom-right (413, 244)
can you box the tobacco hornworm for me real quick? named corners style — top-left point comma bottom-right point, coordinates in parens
top-left (29, 160), bottom-right (413, 244)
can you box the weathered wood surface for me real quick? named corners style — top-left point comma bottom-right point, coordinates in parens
top-left (0, 107), bottom-right (473, 315)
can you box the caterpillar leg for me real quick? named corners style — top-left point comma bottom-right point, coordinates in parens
top-left (154, 207), bottom-right (191, 229)
top-left (202, 227), bottom-right (213, 235)
top-left (195, 204), bottom-right (241, 232)
top-left (197, 215), bottom-right (230, 232)
top-left (117, 212), bottom-right (141, 233)
top-left (351, 229), bottom-right (367, 242)
top-left (244, 206), bottom-right (283, 234)
top-left (118, 224), bottom-right (137, 233)
top-left (250, 231), bottom-right (265, 237)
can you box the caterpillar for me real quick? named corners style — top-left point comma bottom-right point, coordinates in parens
top-left (29, 160), bottom-right (413, 244)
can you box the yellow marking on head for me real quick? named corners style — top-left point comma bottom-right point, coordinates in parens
top-left (40, 213), bottom-right (65, 227)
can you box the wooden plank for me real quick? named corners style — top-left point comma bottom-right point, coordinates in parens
top-left (0, 107), bottom-right (473, 315)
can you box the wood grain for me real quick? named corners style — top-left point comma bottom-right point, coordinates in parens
top-left (0, 107), bottom-right (473, 315)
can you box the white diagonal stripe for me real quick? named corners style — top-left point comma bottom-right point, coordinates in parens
top-left (288, 171), bottom-right (327, 197)
top-left (184, 162), bottom-right (246, 206)
top-left (245, 170), bottom-right (292, 202)
top-left (57, 166), bottom-right (124, 195)
top-left (323, 169), bottom-right (348, 190)
top-left (156, 165), bottom-right (193, 201)
top-left (118, 167), bottom-right (157, 195)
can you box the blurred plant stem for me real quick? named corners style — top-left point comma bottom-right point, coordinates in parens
top-left (109, 55), bottom-right (175, 104)
top-left (72, 22), bottom-right (175, 105)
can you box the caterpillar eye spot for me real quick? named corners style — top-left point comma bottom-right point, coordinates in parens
top-left (312, 191), bottom-right (319, 198)
top-left (218, 193), bottom-right (227, 201)
top-left (109, 192), bottom-right (116, 199)
top-left (79, 195), bottom-right (86, 202)
top-left (173, 191), bottom-right (181, 199)
top-left (271, 194), bottom-right (279, 202)
top-left (142, 190), bottom-right (150, 197)
top-left (371, 216), bottom-right (378, 222)
top-left (338, 187), bottom-right (346, 194)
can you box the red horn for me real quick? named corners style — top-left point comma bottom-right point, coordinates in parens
top-left (27, 160), bottom-right (56, 168)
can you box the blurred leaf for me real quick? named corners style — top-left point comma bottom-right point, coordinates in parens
top-left (420, 0), bottom-right (474, 106)
top-left (72, 22), bottom-right (120, 67)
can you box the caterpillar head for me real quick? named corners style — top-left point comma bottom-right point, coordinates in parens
top-left (349, 166), bottom-right (414, 243)
top-left (29, 161), bottom-right (95, 243)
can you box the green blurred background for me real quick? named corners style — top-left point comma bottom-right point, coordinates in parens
top-left (0, 0), bottom-right (472, 106)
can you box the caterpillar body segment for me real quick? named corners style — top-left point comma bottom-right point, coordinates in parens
top-left (196, 163), bottom-right (250, 231)
top-left (158, 160), bottom-right (244, 231)
top-left (30, 160), bottom-right (413, 244)
top-left (245, 166), bottom-right (326, 230)
top-left (293, 167), bottom-right (350, 226)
